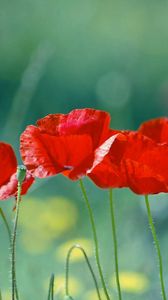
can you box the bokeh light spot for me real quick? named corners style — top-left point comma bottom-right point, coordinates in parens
top-left (96, 71), bottom-right (131, 108)
top-left (56, 238), bottom-right (93, 262)
top-left (2, 291), bottom-right (11, 300)
top-left (44, 275), bottom-right (82, 297)
top-left (111, 271), bottom-right (150, 294)
top-left (19, 197), bottom-right (78, 253)
top-left (83, 288), bottom-right (109, 300)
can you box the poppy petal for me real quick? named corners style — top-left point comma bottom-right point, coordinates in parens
top-left (122, 159), bottom-right (168, 194)
top-left (88, 133), bottom-right (121, 173)
top-left (20, 109), bottom-right (116, 180)
top-left (138, 117), bottom-right (168, 144)
top-left (89, 132), bottom-right (168, 194)
top-left (121, 134), bottom-right (168, 194)
top-left (88, 155), bottom-right (126, 188)
top-left (20, 125), bottom-right (93, 178)
top-left (0, 142), bottom-right (17, 186)
top-left (88, 132), bottom-right (130, 188)
top-left (0, 171), bottom-right (34, 200)
top-left (36, 108), bottom-right (111, 147)
top-left (69, 133), bottom-right (120, 180)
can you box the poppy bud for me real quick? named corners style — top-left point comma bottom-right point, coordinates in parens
top-left (17, 165), bottom-right (26, 184)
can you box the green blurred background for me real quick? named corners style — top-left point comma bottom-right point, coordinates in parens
top-left (1, 0), bottom-right (168, 299)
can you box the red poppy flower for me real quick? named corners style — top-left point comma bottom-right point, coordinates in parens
top-left (138, 117), bottom-right (168, 144)
top-left (88, 131), bottom-right (168, 194)
top-left (0, 142), bottom-right (34, 200)
top-left (20, 108), bottom-right (119, 180)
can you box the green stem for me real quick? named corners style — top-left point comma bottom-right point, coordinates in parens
top-left (79, 179), bottom-right (110, 300)
top-left (65, 244), bottom-right (101, 300)
top-left (0, 208), bottom-right (10, 300)
top-left (11, 182), bottom-right (21, 300)
top-left (0, 207), bottom-right (11, 242)
top-left (145, 195), bottom-right (167, 300)
top-left (0, 208), bottom-right (19, 299)
top-left (109, 189), bottom-right (122, 300)
top-left (47, 273), bottom-right (54, 300)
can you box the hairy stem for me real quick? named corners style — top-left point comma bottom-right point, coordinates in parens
top-left (0, 208), bottom-right (19, 299)
top-left (79, 179), bottom-right (110, 300)
top-left (11, 182), bottom-right (21, 300)
top-left (109, 189), bottom-right (122, 300)
top-left (145, 195), bottom-right (167, 300)
top-left (0, 208), bottom-right (11, 242)
top-left (47, 273), bottom-right (54, 300)
top-left (65, 244), bottom-right (101, 300)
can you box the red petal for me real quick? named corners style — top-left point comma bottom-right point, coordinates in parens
top-left (123, 134), bottom-right (168, 194)
top-left (68, 133), bottom-right (120, 180)
top-left (20, 109), bottom-right (112, 180)
top-left (122, 159), bottom-right (168, 194)
top-left (0, 142), bottom-right (17, 186)
top-left (20, 125), bottom-right (93, 178)
top-left (0, 171), bottom-right (34, 201)
top-left (138, 117), bottom-right (168, 144)
top-left (36, 108), bottom-right (111, 148)
top-left (89, 132), bottom-right (168, 194)
top-left (88, 133), bottom-right (121, 172)
top-left (88, 133), bottom-right (128, 188)
top-left (88, 155), bottom-right (127, 188)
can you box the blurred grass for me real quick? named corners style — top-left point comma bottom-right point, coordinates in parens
top-left (1, 0), bottom-right (168, 299)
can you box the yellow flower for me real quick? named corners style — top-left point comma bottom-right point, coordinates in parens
top-left (2, 291), bottom-right (25, 300)
top-left (83, 288), bottom-right (109, 300)
top-left (1, 291), bottom-right (11, 300)
top-left (56, 238), bottom-right (93, 262)
top-left (111, 271), bottom-right (150, 294)
top-left (44, 275), bottom-right (82, 297)
top-left (19, 197), bottom-right (78, 253)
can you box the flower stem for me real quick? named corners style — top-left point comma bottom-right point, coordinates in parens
top-left (65, 244), bottom-right (101, 300)
top-left (47, 273), bottom-right (54, 300)
top-left (0, 208), bottom-right (19, 299)
top-left (0, 289), bottom-right (2, 300)
top-left (109, 189), bottom-right (122, 300)
top-left (0, 207), bottom-right (11, 243)
top-left (145, 195), bottom-right (167, 300)
top-left (79, 179), bottom-right (110, 300)
top-left (11, 182), bottom-right (21, 300)
top-left (11, 165), bottom-right (26, 300)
